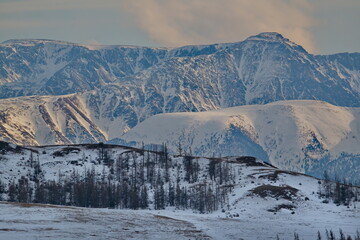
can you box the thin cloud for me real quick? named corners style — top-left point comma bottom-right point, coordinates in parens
top-left (84, 39), bottom-right (103, 45)
top-left (0, 20), bottom-right (47, 29)
top-left (0, 0), bottom-right (118, 13)
top-left (122, 0), bottom-right (317, 53)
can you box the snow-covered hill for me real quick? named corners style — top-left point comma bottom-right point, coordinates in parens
top-left (1, 96), bottom-right (359, 182)
top-left (116, 100), bottom-right (360, 182)
top-left (0, 142), bottom-right (359, 240)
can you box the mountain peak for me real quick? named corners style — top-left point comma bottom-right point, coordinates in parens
top-left (246, 32), bottom-right (287, 42)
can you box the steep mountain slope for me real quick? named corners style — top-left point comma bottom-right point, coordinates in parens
top-left (0, 83), bottom-right (223, 146)
top-left (117, 100), bottom-right (360, 182)
top-left (0, 89), bottom-right (146, 145)
top-left (0, 94), bottom-right (102, 145)
top-left (0, 39), bottom-right (168, 97)
top-left (0, 142), bottom-right (359, 239)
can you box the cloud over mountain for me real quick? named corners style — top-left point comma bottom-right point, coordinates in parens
top-left (123, 0), bottom-right (317, 52)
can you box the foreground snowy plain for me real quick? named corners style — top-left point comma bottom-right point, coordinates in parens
top-left (0, 198), bottom-right (358, 240)
top-left (0, 143), bottom-right (359, 239)
top-left (0, 189), bottom-right (360, 240)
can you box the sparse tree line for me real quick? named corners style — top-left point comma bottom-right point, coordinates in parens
top-left (0, 144), bottom-right (235, 213)
top-left (318, 171), bottom-right (360, 206)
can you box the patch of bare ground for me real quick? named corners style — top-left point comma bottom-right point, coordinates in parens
top-left (267, 204), bottom-right (296, 212)
top-left (34, 227), bottom-right (58, 231)
top-left (249, 185), bottom-right (299, 200)
top-left (154, 215), bottom-right (211, 239)
top-left (0, 228), bottom-right (24, 232)
top-left (52, 147), bottom-right (81, 157)
top-left (257, 170), bottom-right (301, 181)
top-left (230, 156), bottom-right (267, 167)
top-left (1, 201), bottom-right (74, 209)
top-left (154, 215), bottom-right (184, 221)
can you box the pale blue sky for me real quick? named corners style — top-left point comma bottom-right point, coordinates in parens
top-left (0, 0), bottom-right (359, 54)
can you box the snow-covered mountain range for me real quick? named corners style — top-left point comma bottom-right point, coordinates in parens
top-left (2, 33), bottom-right (360, 106)
top-left (1, 33), bottom-right (360, 144)
top-left (1, 32), bottom-right (360, 181)
top-left (1, 33), bottom-right (360, 105)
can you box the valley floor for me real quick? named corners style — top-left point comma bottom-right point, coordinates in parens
top-left (0, 201), bottom-right (359, 240)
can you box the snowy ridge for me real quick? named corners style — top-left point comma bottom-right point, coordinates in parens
top-left (117, 100), bottom-right (360, 182)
